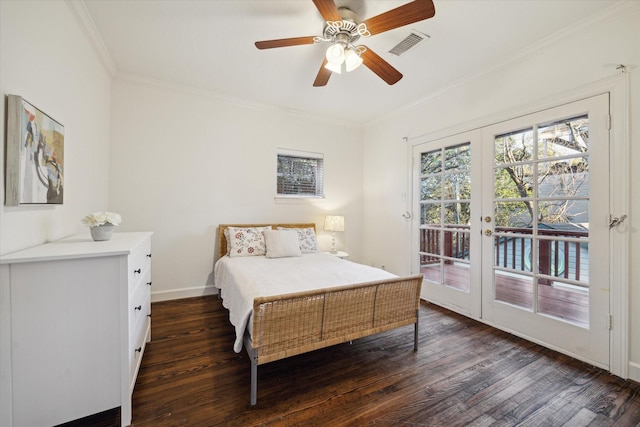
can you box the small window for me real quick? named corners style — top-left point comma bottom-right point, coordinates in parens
top-left (276, 149), bottom-right (324, 198)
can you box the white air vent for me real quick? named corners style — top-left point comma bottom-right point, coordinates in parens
top-left (389, 31), bottom-right (430, 56)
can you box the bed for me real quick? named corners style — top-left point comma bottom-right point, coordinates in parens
top-left (213, 223), bottom-right (423, 405)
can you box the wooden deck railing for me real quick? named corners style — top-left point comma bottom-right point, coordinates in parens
top-left (420, 226), bottom-right (470, 265)
top-left (420, 225), bottom-right (588, 283)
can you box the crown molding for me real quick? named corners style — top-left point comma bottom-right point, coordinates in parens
top-left (115, 71), bottom-right (361, 129)
top-left (65, 0), bottom-right (117, 76)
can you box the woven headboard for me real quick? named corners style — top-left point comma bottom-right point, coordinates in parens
top-left (217, 223), bottom-right (316, 259)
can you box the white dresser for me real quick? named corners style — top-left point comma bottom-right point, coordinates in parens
top-left (0, 232), bottom-right (153, 427)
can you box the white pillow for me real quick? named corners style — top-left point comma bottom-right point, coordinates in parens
top-left (264, 229), bottom-right (302, 258)
top-left (228, 226), bottom-right (271, 257)
top-left (278, 227), bottom-right (318, 253)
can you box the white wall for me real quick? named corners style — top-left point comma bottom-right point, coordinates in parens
top-left (0, 1), bottom-right (112, 254)
top-left (110, 77), bottom-right (362, 301)
top-left (361, 3), bottom-right (640, 380)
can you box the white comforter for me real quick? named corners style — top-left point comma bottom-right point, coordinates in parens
top-left (213, 252), bottom-right (397, 352)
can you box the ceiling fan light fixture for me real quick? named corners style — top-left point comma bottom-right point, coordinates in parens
top-left (325, 43), bottom-right (345, 64)
top-left (253, 0), bottom-right (436, 86)
top-left (344, 48), bottom-right (363, 72)
top-left (324, 59), bottom-right (342, 74)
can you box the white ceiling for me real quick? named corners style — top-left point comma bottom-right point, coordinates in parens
top-left (82, 0), bottom-right (620, 124)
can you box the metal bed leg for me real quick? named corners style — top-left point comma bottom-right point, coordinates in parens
top-left (250, 348), bottom-right (258, 406)
top-left (414, 309), bottom-right (419, 351)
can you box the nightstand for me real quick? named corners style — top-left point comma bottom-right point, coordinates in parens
top-left (324, 251), bottom-right (349, 259)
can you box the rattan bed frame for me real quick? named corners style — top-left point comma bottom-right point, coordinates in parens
top-left (217, 223), bottom-right (423, 405)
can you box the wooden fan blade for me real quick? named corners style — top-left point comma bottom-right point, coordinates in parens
top-left (313, 58), bottom-right (332, 87)
top-left (255, 36), bottom-right (316, 49)
top-left (361, 47), bottom-right (403, 85)
top-left (363, 0), bottom-right (435, 35)
top-left (312, 0), bottom-right (341, 21)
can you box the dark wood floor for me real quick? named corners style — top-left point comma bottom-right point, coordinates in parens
top-left (89, 295), bottom-right (640, 426)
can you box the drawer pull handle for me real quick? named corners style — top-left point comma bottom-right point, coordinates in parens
top-left (135, 347), bottom-right (142, 353)
top-left (134, 268), bottom-right (141, 274)
top-left (147, 281), bottom-right (152, 286)
top-left (134, 305), bottom-right (142, 311)
top-left (147, 253), bottom-right (152, 258)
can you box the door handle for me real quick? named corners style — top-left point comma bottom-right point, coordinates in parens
top-left (609, 214), bottom-right (627, 229)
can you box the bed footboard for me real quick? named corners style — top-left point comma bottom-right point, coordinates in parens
top-left (247, 274), bottom-right (423, 405)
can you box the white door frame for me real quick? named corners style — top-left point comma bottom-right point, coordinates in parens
top-left (407, 73), bottom-right (629, 378)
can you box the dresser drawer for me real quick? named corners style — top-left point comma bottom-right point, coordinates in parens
top-left (128, 237), bottom-right (151, 288)
top-left (129, 269), bottom-right (151, 331)
top-left (129, 294), bottom-right (150, 386)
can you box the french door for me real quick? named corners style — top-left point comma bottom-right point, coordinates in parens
top-left (413, 94), bottom-right (610, 368)
top-left (412, 130), bottom-right (483, 318)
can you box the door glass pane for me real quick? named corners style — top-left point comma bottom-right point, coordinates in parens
top-left (444, 172), bottom-right (471, 201)
top-left (420, 203), bottom-right (441, 225)
top-left (421, 151), bottom-right (442, 174)
top-left (444, 260), bottom-right (470, 292)
top-left (494, 128), bottom-right (534, 164)
top-left (420, 227), bottom-right (441, 256)
top-left (537, 239), bottom-right (589, 326)
top-left (537, 238), bottom-right (588, 283)
top-left (538, 200), bottom-right (589, 228)
top-left (444, 143), bottom-right (471, 170)
top-left (421, 176), bottom-right (441, 200)
top-left (494, 165), bottom-right (534, 199)
top-left (538, 158), bottom-right (589, 198)
top-left (444, 202), bottom-right (471, 226)
top-left (421, 260), bottom-right (442, 284)
top-left (494, 270), bottom-right (534, 309)
top-left (494, 201), bottom-right (533, 229)
top-left (537, 116), bottom-right (588, 159)
top-left (494, 234), bottom-right (533, 272)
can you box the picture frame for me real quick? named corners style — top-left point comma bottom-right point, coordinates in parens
top-left (5, 95), bottom-right (64, 206)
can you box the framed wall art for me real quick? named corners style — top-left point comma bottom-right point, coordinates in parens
top-left (5, 95), bottom-right (64, 206)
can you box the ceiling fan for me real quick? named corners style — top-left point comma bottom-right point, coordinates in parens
top-left (255, 0), bottom-right (435, 87)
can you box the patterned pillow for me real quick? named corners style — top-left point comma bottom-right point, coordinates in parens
top-left (228, 226), bottom-right (271, 257)
top-left (279, 227), bottom-right (318, 253)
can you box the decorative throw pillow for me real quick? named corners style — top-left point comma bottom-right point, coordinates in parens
top-left (228, 226), bottom-right (271, 257)
top-left (264, 229), bottom-right (302, 258)
top-left (279, 227), bottom-right (318, 253)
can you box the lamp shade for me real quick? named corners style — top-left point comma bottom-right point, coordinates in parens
top-left (344, 48), bottom-right (363, 72)
top-left (324, 215), bottom-right (345, 232)
top-left (325, 44), bottom-right (345, 64)
top-left (324, 60), bottom-right (342, 74)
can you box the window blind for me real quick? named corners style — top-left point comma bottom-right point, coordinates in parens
top-left (276, 150), bottom-right (324, 197)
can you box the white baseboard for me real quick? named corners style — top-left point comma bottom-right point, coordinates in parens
top-left (151, 285), bottom-right (217, 302)
top-left (629, 361), bottom-right (640, 383)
